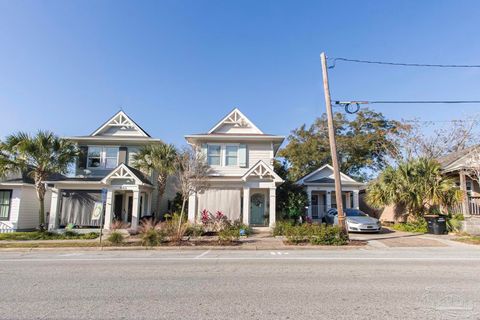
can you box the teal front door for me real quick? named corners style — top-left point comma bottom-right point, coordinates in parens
top-left (250, 193), bottom-right (266, 226)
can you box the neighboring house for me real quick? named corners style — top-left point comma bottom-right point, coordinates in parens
top-left (47, 111), bottom-right (169, 231)
top-left (185, 108), bottom-right (284, 227)
top-left (296, 164), bottom-right (365, 221)
top-left (0, 171), bottom-right (51, 232)
top-left (438, 146), bottom-right (480, 216)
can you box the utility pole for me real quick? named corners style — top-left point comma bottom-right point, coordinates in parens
top-left (320, 52), bottom-right (347, 235)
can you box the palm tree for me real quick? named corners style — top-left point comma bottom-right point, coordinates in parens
top-left (132, 143), bottom-right (177, 218)
top-left (366, 158), bottom-right (463, 220)
top-left (0, 131), bottom-right (79, 228)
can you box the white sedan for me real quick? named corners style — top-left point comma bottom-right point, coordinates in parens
top-left (327, 208), bottom-right (381, 233)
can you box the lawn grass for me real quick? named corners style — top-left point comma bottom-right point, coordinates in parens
top-left (453, 236), bottom-right (480, 245)
top-left (0, 231), bottom-right (99, 241)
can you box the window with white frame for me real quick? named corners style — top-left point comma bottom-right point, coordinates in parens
top-left (207, 145), bottom-right (221, 166)
top-left (225, 145), bottom-right (238, 166)
top-left (87, 147), bottom-right (119, 169)
top-left (0, 190), bottom-right (12, 220)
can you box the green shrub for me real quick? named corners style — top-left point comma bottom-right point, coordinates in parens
top-left (272, 220), bottom-right (294, 236)
top-left (185, 224), bottom-right (205, 237)
top-left (231, 220), bottom-right (252, 236)
top-left (392, 219), bottom-right (428, 233)
top-left (447, 213), bottom-right (464, 232)
top-left (107, 231), bottom-right (124, 244)
top-left (138, 218), bottom-right (164, 246)
top-left (284, 223), bottom-right (348, 246)
top-left (0, 231), bottom-right (99, 241)
top-left (218, 226), bottom-right (240, 243)
top-left (63, 230), bottom-right (79, 238)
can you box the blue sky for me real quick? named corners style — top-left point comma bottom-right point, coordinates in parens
top-left (1, 0), bottom-right (480, 146)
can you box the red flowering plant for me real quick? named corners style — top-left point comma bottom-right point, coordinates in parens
top-left (200, 209), bottom-right (231, 233)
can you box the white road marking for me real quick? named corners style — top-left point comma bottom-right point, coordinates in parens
top-left (194, 250), bottom-right (211, 259)
top-left (0, 257), bottom-right (480, 262)
top-left (270, 252), bottom-right (276, 255)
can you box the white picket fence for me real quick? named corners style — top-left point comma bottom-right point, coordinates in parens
top-left (449, 198), bottom-right (480, 216)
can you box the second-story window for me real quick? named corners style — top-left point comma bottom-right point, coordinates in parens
top-left (225, 145), bottom-right (238, 166)
top-left (87, 147), bottom-right (118, 169)
top-left (207, 145), bottom-right (221, 166)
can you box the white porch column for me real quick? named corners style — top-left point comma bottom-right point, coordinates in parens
top-left (104, 190), bottom-right (113, 230)
top-left (147, 191), bottom-right (153, 216)
top-left (353, 190), bottom-right (360, 209)
top-left (48, 188), bottom-right (61, 230)
top-left (326, 191), bottom-right (332, 209)
top-left (188, 193), bottom-right (197, 223)
top-left (345, 192), bottom-right (351, 209)
top-left (131, 190), bottom-right (140, 229)
top-left (307, 188), bottom-right (312, 218)
top-left (243, 187), bottom-right (250, 225)
top-left (269, 187), bottom-right (276, 228)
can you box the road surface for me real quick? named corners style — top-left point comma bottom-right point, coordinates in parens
top-left (0, 247), bottom-right (479, 319)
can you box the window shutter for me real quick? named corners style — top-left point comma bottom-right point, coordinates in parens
top-left (239, 144), bottom-right (247, 167)
top-left (119, 146), bottom-right (128, 164)
top-left (78, 146), bottom-right (88, 169)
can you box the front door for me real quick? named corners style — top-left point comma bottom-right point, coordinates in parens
top-left (250, 193), bottom-right (266, 226)
top-left (113, 194), bottom-right (123, 221)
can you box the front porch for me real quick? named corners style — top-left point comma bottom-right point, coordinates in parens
top-left (47, 164), bottom-right (154, 231)
top-left (308, 189), bottom-right (360, 221)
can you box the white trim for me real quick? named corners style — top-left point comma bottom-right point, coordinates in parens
top-left (241, 160), bottom-right (283, 183)
top-left (86, 146), bottom-right (119, 170)
top-left (101, 163), bottom-right (144, 185)
top-left (208, 108), bottom-right (263, 134)
top-left (296, 164), bottom-right (358, 185)
top-left (206, 143), bottom-right (240, 168)
top-left (91, 111), bottom-right (149, 137)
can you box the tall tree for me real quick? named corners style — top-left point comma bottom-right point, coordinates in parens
top-left (366, 158), bottom-right (462, 219)
top-left (175, 147), bottom-right (209, 229)
top-left (279, 109), bottom-right (407, 181)
top-left (0, 131), bottom-right (78, 228)
top-left (133, 143), bottom-right (178, 217)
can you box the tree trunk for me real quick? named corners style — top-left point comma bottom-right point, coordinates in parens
top-left (34, 176), bottom-right (46, 230)
top-left (177, 197), bottom-right (187, 233)
top-left (155, 174), bottom-right (167, 219)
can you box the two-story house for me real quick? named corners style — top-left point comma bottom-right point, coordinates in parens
top-left (47, 111), bottom-right (166, 231)
top-left (184, 108), bottom-right (285, 227)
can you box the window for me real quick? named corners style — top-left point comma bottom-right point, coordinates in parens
top-left (0, 190), bottom-right (12, 220)
top-left (87, 147), bottom-right (102, 168)
top-left (225, 145), bottom-right (238, 166)
top-left (87, 147), bottom-right (118, 169)
top-left (207, 145), bottom-right (221, 166)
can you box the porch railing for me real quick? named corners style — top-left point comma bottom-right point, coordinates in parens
top-left (448, 198), bottom-right (480, 216)
top-left (0, 222), bottom-right (14, 233)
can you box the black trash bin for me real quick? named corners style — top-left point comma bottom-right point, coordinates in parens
top-left (424, 215), bottom-right (447, 235)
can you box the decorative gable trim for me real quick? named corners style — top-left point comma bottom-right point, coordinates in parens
top-left (241, 160), bottom-right (283, 183)
top-left (101, 163), bottom-right (144, 185)
top-left (296, 164), bottom-right (358, 185)
top-left (208, 108), bottom-right (263, 134)
top-left (91, 111), bottom-right (150, 137)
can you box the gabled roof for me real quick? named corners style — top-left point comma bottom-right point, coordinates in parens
top-left (241, 160), bottom-right (284, 183)
top-left (438, 145), bottom-right (479, 172)
top-left (296, 164), bottom-right (363, 186)
top-left (101, 163), bottom-right (152, 185)
top-left (91, 111), bottom-right (151, 137)
top-left (208, 108), bottom-right (263, 134)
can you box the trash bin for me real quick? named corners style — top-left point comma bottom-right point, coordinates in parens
top-left (424, 215), bottom-right (447, 235)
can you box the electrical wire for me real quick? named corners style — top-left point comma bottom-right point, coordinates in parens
top-left (328, 57), bottom-right (480, 69)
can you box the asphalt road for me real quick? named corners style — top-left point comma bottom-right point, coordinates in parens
top-left (1, 247), bottom-right (480, 320)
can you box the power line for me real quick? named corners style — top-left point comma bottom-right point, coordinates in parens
top-left (328, 57), bottom-right (480, 69)
top-left (333, 100), bottom-right (480, 114)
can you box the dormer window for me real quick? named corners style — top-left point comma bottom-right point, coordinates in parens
top-left (87, 146), bottom-right (119, 169)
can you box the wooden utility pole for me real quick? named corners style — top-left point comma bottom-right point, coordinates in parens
top-left (320, 52), bottom-right (347, 234)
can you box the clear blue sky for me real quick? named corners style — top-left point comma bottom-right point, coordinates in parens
top-left (1, 0), bottom-right (480, 146)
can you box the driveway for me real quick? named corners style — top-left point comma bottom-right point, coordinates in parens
top-left (349, 228), bottom-right (463, 248)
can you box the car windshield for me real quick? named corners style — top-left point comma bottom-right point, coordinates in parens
top-left (345, 209), bottom-right (367, 217)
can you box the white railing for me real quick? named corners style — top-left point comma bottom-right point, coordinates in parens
top-left (448, 199), bottom-right (480, 216)
top-left (0, 222), bottom-right (14, 233)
